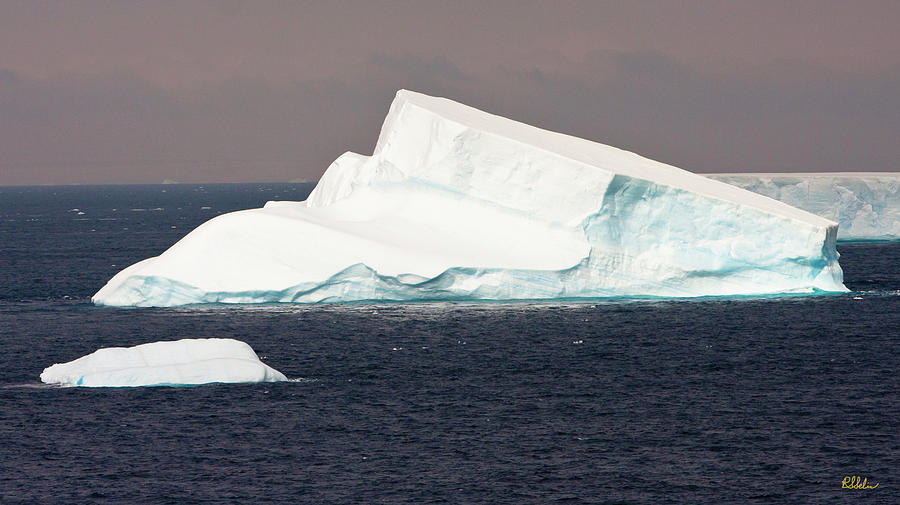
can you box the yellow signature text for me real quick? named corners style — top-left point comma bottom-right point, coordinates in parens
top-left (842, 476), bottom-right (879, 489)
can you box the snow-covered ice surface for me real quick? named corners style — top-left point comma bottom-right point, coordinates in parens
top-left (707, 173), bottom-right (900, 241)
top-left (93, 90), bottom-right (846, 307)
top-left (40, 338), bottom-right (287, 387)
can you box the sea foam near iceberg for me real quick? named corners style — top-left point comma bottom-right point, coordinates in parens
top-left (92, 90), bottom-right (846, 307)
top-left (40, 338), bottom-right (287, 387)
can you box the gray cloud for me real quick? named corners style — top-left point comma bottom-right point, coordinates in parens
top-left (1, 2), bottom-right (899, 184)
top-left (0, 70), bottom-right (382, 183)
top-left (497, 53), bottom-right (900, 173)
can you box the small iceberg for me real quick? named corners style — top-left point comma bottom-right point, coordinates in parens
top-left (40, 338), bottom-right (287, 387)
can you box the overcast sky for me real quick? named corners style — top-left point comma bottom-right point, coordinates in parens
top-left (1, 1), bottom-right (898, 185)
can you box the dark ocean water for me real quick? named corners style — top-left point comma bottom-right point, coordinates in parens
top-left (0, 184), bottom-right (897, 505)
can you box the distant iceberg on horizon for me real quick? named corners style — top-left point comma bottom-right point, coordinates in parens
top-left (707, 173), bottom-right (899, 242)
top-left (92, 90), bottom-right (846, 307)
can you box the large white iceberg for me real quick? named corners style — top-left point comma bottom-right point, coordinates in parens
top-left (93, 90), bottom-right (846, 306)
top-left (40, 338), bottom-right (287, 387)
top-left (707, 173), bottom-right (900, 241)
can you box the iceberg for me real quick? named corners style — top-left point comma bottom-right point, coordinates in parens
top-left (707, 173), bottom-right (900, 241)
top-left (93, 90), bottom-right (846, 307)
top-left (40, 338), bottom-right (287, 387)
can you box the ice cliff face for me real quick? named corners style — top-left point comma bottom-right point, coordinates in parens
top-left (708, 173), bottom-right (900, 241)
top-left (93, 90), bottom-right (846, 307)
top-left (40, 338), bottom-right (287, 387)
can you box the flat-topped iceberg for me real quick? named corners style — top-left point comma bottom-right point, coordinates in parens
top-left (93, 90), bottom-right (846, 307)
top-left (40, 338), bottom-right (287, 387)
top-left (708, 173), bottom-right (899, 241)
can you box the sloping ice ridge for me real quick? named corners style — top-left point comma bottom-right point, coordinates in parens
top-left (93, 90), bottom-right (846, 307)
top-left (707, 173), bottom-right (900, 241)
top-left (40, 338), bottom-right (287, 387)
